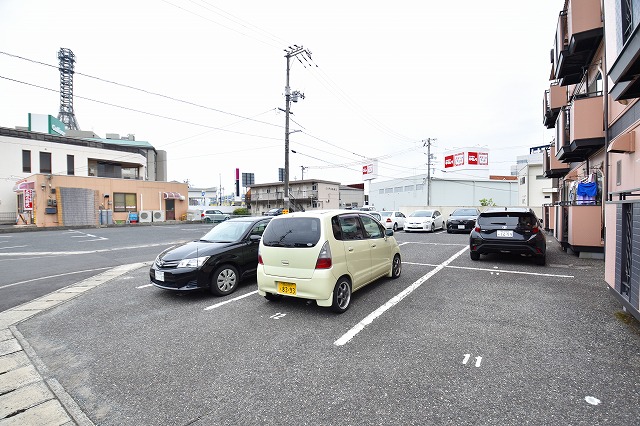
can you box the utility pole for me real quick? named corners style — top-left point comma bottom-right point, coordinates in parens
top-left (301, 165), bottom-right (307, 180)
top-left (423, 138), bottom-right (437, 206)
top-left (284, 45), bottom-right (310, 211)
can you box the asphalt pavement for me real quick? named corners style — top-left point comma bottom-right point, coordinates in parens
top-left (1, 229), bottom-right (639, 425)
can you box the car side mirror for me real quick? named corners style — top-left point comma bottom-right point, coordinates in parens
top-left (385, 229), bottom-right (394, 237)
top-left (249, 234), bottom-right (262, 242)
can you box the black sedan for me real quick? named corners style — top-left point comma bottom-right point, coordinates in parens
top-left (446, 208), bottom-right (481, 233)
top-left (469, 207), bottom-right (546, 265)
top-left (150, 216), bottom-right (272, 295)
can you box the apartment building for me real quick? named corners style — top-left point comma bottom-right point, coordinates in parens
top-left (543, 0), bottom-right (640, 320)
top-left (248, 179), bottom-right (340, 214)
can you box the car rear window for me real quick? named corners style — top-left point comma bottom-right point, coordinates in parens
top-left (477, 212), bottom-right (537, 229)
top-left (262, 217), bottom-right (321, 247)
top-left (453, 209), bottom-right (478, 216)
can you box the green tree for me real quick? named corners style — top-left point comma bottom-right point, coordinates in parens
top-left (479, 198), bottom-right (497, 207)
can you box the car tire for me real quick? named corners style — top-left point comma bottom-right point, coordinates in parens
top-left (210, 265), bottom-right (239, 296)
top-left (330, 277), bottom-right (352, 314)
top-left (470, 251), bottom-right (480, 261)
top-left (391, 254), bottom-right (402, 279)
top-left (535, 255), bottom-right (546, 266)
top-left (393, 223), bottom-right (398, 232)
top-left (430, 223), bottom-right (435, 232)
top-left (264, 292), bottom-right (282, 301)
top-left (204, 217), bottom-right (212, 223)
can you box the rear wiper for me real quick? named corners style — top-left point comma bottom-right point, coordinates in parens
top-left (278, 230), bottom-right (292, 243)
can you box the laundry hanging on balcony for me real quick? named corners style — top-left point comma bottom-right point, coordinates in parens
top-left (576, 181), bottom-right (597, 205)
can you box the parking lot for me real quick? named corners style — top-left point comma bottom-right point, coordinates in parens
top-left (4, 228), bottom-right (640, 425)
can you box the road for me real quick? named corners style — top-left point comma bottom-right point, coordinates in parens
top-left (0, 223), bottom-right (211, 312)
top-left (3, 224), bottom-right (640, 425)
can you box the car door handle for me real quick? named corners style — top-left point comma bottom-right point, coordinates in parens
top-left (348, 247), bottom-right (354, 252)
top-left (371, 244), bottom-right (377, 248)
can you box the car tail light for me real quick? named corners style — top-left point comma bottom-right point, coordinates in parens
top-left (474, 225), bottom-right (481, 232)
top-left (201, 213), bottom-right (205, 218)
top-left (315, 241), bottom-right (332, 269)
top-left (532, 226), bottom-right (539, 234)
top-left (386, 218), bottom-right (392, 223)
top-left (258, 248), bottom-right (263, 265)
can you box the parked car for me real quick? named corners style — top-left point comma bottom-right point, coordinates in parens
top-left (379, 210), bottom-right (406, 231)
top-left (446, 208), bottom-right (481, 233)
top-left (357, 206), bottom-right (376, 211)
top-left (469, 207), bottom-right (546, 265)
top-left (149, 216), bottom-right (272, 295)
top-left (201, 209), bottom-right (230, 223)
top-left (257, 210), bottom-right (402, 313)
top-left (405, 209), bottom-right (444, 232)
top-left (263, 207), bottom-right (294, 216)
top-left (366, 211), bottom-right (382, 222)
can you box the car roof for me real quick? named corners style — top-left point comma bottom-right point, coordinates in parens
top-left (227, 216), bottom-right (271, 223)
top-left (481, 207), bottom-right (534, 215)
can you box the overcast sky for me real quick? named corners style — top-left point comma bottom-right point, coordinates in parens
top-left (0, 1), bottom-right (560, 194)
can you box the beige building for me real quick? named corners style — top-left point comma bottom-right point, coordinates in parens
top-left (2, 126), bottom-right (187, 227)
top-left (248, 179), bottom-right (340, 214)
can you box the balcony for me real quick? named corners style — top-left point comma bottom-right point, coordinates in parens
top-left (543, 145), bottom-right (570, 178)
top-left (552, 0), bottom-right (603, 86)
top-left (543, 84), bottom-right (568, 128)
top-left (553, 204), bottom-right (604, 253)
top-left (609, 1), bottom-right (640, 100)
top-left (555, 94), bottom-right (605, 163)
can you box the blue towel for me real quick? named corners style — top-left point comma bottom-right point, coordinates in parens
top-left (577, 182), bottom-right (598, 197)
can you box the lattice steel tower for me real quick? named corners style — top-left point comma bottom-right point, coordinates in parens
top-left (57, 48), bottom-right (80, 130)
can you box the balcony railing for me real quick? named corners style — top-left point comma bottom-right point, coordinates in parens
top-left (543, 84), bottom-right (567, 128)
top-left (543, 145), bottom-right (570, 178)
top-left (555, 92), bottom-right (604, 163)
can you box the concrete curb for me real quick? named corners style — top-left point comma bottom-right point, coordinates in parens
top-left (0, 262), bottom-right (148, 425)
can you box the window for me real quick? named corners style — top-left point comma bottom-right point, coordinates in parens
top-left (360, 214), bottom-right (384, 239)
top-left (67, 155), bottom-right (75, 175)
top-left (385, 188), bottom-right (393, 194)
top-left (394, 186), bottom-right (402, 193)
top-left (404, 185), bottom-right (415, 191)
top-left (22, 150), bottom-right (31, 173)
top-left (39, 152), bottom-right (52, 174)
top-left (415, 184), bottom-right (424, 191)
top-left (312, 184), bottom-right (318, 190)
top-left (379, 189), bottom-right (385, 194)
top-left (113, 192), bottom-right (137, 212)
top-left (520, 176), bottom-right (526, 184)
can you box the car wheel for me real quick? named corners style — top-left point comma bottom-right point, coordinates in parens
top-left (204, 217), bottom-right (212, 223)
top-left (210, 265), bottom-right (239, 296)
top-left (391, 254), bottom-right (402, 279)
top-left (430, 223), bottom-right (435, 232)
top-left (470, 251), bottom-right (480, 261)
top-left (393, 223), bottom-right (398, 231)
top-left (535, 255), bottom-right (546, 266)
top-left (264, 292), bottom-right (282, 301)
top-left (330, 277), bottom-right (352, 314)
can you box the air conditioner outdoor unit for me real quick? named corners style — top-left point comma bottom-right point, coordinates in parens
top-left (139, 210), bottom-right (152, 223)
top-left (152, 210), bottom-right (165, 222)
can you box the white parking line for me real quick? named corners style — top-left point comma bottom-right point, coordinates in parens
top-left (204, 290), bottom-right (258, 310)
top-left (137, 284), bottom-right (153, 289)
top-left (334, 245), bottom-right (469, 346)
top-left (0, 241), bottom-right (186, 257)
top-left (403, 262), bottom-right (574, 278)
top-left (0, 267), bottom-right (112, 290)
top-left (0, 245), bottom-right (28, 250)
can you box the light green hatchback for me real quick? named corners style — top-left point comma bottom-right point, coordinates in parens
top-left (257, 210), bottom-right (402, 313)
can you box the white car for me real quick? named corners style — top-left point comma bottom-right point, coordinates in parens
top-left (405, 209), bottom-right (444, 233)
top-left (379, 211), bottom-right (406, 231)
top-left (201, 209), bottom-right (230, 223)
top-left (257, 210), bottom-right (402, 313)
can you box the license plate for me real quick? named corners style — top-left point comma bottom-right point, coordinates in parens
top-left (497, 230), bottom-right (513, 238)
top-left (458, 225), bottom-right (465, 229)
top-left (277, 282), bottom-right (296, 295)
top-left (155, 270), bottom-right (164, 281)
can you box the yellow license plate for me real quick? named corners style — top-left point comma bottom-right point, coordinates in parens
top-left (277, 282), bottom-right (296, 295)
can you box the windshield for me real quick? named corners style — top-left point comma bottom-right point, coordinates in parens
top-left (452, 209), bottom-right (478, 216)
top-left (410, 210), bottom-right (433, 217)
top-left (200, 221), bottom-right (252, 242)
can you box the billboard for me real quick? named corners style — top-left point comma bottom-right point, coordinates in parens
top-left (28, 113), bottom-right (66, 136)
top-left (443, 148), bottom-right (489, 170)
top-left (362, 159), bottom-right (378, 180)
